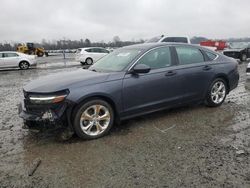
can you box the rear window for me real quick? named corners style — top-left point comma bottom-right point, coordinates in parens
top-left (76, 49), bottom-right (82, 53)
top-left (162, 37), bottom-right (188, 43)
top-left (146, 36), bottom-right (162, 43)
top-left (205, 51), bottom-right (218, 60)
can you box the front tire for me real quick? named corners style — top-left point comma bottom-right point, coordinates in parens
top-left (73, 99), bottom-right (114, 139)
top-left (205, 78), bottom-right (227, 107)
top-left (19, 61), bottom-right (30, 70)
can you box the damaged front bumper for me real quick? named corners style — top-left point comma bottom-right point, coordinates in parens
top-left (18, 99), bottom-right (74, 130)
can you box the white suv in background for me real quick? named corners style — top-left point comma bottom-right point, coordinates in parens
top-left (0, 51), bottom-right (36, 70)
top-left (75, 47), bottom-right (110, 65)
top-left (146, 35), bottom-right (191, 44)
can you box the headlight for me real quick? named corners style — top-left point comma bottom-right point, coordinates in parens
top-left (29, 91), bottom-right (69, 104)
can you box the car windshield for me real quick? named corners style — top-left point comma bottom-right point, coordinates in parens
top-left (228, 42), bottom-right (249, 49)
top-left (146, 36), bottom-right (162, 43)
top-left (89, 49), bottom-right (142, 72)
top-left (163, 37), bottom-right (188, 43)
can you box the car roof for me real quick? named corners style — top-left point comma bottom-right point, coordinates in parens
top-left (122, 42), bottom-right (217, 53)
top-left (78, 47), bottom-right (105, 50)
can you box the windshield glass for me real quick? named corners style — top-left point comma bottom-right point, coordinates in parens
top-left (146, 36), bottom-right (162, 43)
top-left (89, 49), bottom-right (142, 72)
top-left (228, 42), bottom-right (249, 49)
top-left (163, 37), bottom-right (188, 43)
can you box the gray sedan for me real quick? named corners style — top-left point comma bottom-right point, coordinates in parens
top-left (19, 43), bottom-right (239, 140)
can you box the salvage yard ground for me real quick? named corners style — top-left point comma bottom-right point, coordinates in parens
top-left (0, 56), bottom-right (250, 187)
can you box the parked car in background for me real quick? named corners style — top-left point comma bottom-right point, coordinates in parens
top-left (75, 47), bottom-right (109, 65)
top-left (247, 62), bottom-right (250, 76)
top-left (0, 51), bottom-right (36, 70)
top-left (19, 43), bottom-right (239, 140)
top-left (223, 42), bottom-right (250, 62)
top-left (146, 35), bottom-right (191, 44)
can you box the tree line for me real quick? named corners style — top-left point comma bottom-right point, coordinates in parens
top-left (1, 36), bottom-right (250, 51)
top-left (0, 36), bottom-right (144, 51)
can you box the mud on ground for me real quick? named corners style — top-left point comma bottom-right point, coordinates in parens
top-left (0, 59), bottom-right (250, 188)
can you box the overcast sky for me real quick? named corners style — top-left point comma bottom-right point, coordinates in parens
top-left (0, 0), bottom-right (250, 43)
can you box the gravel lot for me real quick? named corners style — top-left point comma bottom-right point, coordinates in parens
top-left (0, 56), bottom-right (250, 187)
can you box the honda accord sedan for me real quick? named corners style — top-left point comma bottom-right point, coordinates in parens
top-left (19, 43), bottom-right (239, 140)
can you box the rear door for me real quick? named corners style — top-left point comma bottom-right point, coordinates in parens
top-left (173, 45), bottom-right (215, 102)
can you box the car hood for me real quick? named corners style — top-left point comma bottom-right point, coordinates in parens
top-left (223, 48), bottom-right (244, 52)
top-left (24, 69), bottom-right (111, 93)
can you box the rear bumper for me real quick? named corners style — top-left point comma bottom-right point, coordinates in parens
top-left (228, 69), bottom-right (240, 92)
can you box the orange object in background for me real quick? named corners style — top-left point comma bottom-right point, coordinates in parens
top-left (200, 40), bottom-right (227, 51)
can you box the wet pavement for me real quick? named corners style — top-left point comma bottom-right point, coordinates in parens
top-left (0, 57), bottom-right (250, 187)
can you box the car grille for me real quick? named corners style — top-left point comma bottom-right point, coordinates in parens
top-left (22, 90), bottom-right (64, 115)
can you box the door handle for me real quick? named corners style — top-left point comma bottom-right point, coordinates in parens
top-left (203, 65), bottom-right (212, 71)
top-left (165, 71), bottom-right (176, 76)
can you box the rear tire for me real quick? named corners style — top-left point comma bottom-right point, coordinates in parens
top-left (73, 99), bottom-right (114, 140)
top-left (86, 58), bottom-right (93, 65)
top-left (19, 61), bottom-right (30, 70)
top-left (37, 52), bottom-right (44, 57)
top-left (205, 78), bottom-right (227, 107)
top-left (240, 54), bottom-right (247, 62)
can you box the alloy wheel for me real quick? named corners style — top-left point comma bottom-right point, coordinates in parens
top-left (80, 104), bottom-right (111, 136)
top-left (211, 81), bottom-right (226, 104)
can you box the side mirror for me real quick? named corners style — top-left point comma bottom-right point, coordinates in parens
top-left (132, 64), bottom-right (151, 74)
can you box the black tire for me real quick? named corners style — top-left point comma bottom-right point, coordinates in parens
top-left (73, 99), bottom-right (114, 140)
top-left (85, 58), bottom-right (93, 65)
top-left (19, 61), bottom-right (30, 70)
top-left (205, 78), bottom-right (227, 107)
top-left (240, 54), bottom-right (247, 62)
top-left (37, 52), bottom-right (44, 57)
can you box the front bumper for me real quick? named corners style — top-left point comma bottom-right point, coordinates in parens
top-left (19, 99), bottom-right (73, 130)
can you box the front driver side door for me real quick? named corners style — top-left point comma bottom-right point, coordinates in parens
top-left (3, 53), bottom-right (20, 67)
top-left (122, 46), bottom-right (184, 117)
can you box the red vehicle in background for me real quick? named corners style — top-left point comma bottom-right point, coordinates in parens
top-left (200, 40), bottom-right (227, 51)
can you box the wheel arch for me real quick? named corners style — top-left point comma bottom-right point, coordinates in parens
top-left (212, 73), bottom-right (230, 93)
top-left (19, 60), bottom-right (30, 67)
top-left (71, 94), bottom-right (120, 124)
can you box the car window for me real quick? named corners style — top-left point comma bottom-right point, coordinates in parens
top-left (99, 48), bottom-right (109, 53)
top-left (85, 49), bottom-right (92, 53)
top-left (137, 47), bottom-right (172, 69)
top-left (175, 46), bottom-right (204, 65)
top-left (3, 53), bottom-right (19, 58)
top-left (162, 37), bottom-right (188, 43)
top-left (204, 51), bottom-right (218, 60)
top-left (0, 53), bottom-right (3, 58)
top-left (76, 49), bottom-right (82, 53)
